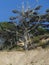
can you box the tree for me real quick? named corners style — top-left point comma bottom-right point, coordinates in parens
top-left (9, 4), bottom-right (49, 50)
top-left (0, 22), bottom-right (18, 49)
top-left (0, 5), bottom-right (49, 50)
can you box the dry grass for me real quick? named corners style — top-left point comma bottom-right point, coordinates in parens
top-left (0, 48), bottom-right (49, 65)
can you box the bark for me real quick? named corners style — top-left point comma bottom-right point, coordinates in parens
top-left (24, 35), bottom-right (28, 50)
top-left (24, 33), bottom-right (31, 50)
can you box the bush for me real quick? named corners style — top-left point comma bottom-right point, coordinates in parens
top-left (37, 27), bottom-right (47, 35)
top-left (33, 36), bottom-right (40, 43)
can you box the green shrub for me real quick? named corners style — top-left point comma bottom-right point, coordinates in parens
top-left (33, 36), bottom-right (40, 43)
top-left (37, 27), bottom-right (47, 35)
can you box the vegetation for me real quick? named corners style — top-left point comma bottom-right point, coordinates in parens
top-left (0, 5), bottom-right (49, 50)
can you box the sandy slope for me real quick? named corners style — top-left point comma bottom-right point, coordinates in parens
top-left (0, 48), bottom-right (49, 65)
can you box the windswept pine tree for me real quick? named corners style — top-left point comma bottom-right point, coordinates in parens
top-left (0, 0), bottom-right (49, 50)
top-left (9, 2), bottom-right (49, 50)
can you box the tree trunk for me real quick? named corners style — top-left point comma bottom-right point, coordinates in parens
top-left (24, 33), bottom-right (29, 50)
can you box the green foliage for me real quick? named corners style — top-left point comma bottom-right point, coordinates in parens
top-left (37, 27), bottom-right (47, 34)
top-left (33, 36), bottom-right (40, 43)
top-left (0, 22), bottom-right (15, 30)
